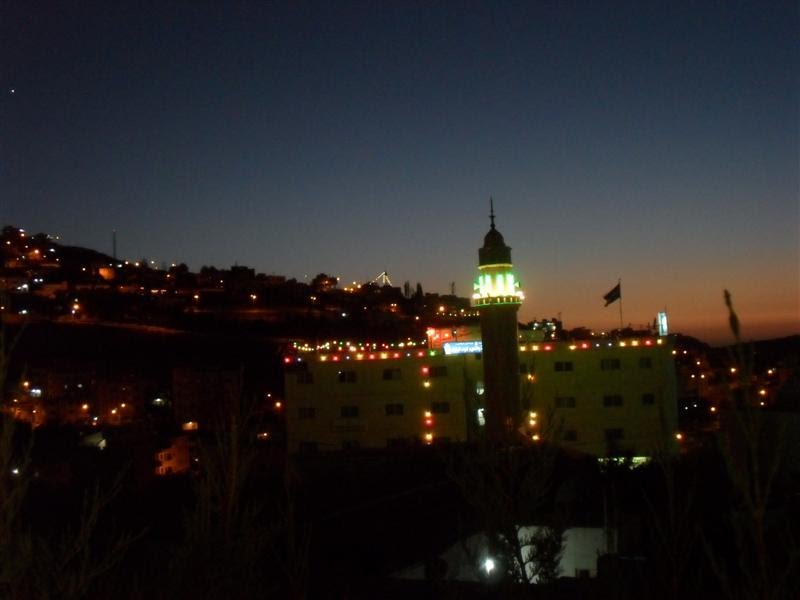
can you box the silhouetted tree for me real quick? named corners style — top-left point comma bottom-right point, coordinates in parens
top-left (700, 292), bottom-right (798, 600)
top-left (0, 315), bottom-right (140, 599)
top-left (310, 273), bottom-right (336, 291)
top-left (448, 438), bottom-right (563, 587)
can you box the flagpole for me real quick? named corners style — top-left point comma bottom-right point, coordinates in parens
top-left (617, 278), bottom-right (623, 332)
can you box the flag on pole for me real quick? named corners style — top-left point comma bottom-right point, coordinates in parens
top-left (603, 283), bottom-right (621, 307)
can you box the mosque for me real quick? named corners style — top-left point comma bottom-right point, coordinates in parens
top-left (284, 211), bottom-right (678, 457)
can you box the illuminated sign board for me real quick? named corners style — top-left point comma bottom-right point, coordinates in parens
top-left (443, 341), bottom-right (483, 355)
top-left (657, 312), bottom-right (669, 336)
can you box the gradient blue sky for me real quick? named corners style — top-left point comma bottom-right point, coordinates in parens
top-left (2, 1), bottom-right (797, 343)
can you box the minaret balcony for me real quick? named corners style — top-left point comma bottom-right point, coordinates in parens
top-left (472, 293), bottom-right (524, 307)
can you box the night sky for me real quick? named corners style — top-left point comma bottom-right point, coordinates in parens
top-left (2, 1), bottom-right (797, 343)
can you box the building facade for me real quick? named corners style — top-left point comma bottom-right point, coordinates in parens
top-left (284, 335), bottom-right (678, 456)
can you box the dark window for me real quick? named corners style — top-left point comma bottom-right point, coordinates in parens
top-left (554, 361), bottom-right (574, 372)
top-left (639, 357), bottom-right (653, 369)
top-left (385, 403), bottom-right (404, 416)
top-left (563, 430), bottom-right (578, 441)
top-left (296, 372), bottom-right (313, 384)
top-left (601, 358), bottom-right (621, 370)
top-left (519, 363), bottom-right (529, 374)
top-left (603, 395), bottom-right (623, 407)
top-left (382, 368), bottom-right (402, 381)
top-left (298, 407), bottom-right (316, 419)
top-left (337, 370), bottom-right (357, 383)
top-left (605, 428), bottom-right (624, 442)
top-left (299, 442), bottom-right (318, 453)
top-left (429, 366), bottom-right (448, 378)
top-left (387, 438), bottom-right (410, 448)
top-left (641, 393), bottom-right (655, 406)
top-left (340, 405), bottom-right (359, 418)
top-left (342, 440), bottom-right (360, 450)
top-left (431, 401), bottom-right (450, 414)
top-left (555, 396), bottom-right (576, 408)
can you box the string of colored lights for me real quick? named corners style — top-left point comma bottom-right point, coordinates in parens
top-left (284, 337), bottom-right (664, 363)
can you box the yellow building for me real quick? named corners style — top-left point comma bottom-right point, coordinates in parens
top-left (284, 335), bottom-right (677, 457)
top-left (285, 212), bottom-right (677, 457)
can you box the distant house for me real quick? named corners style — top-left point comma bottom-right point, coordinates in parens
top-left (155, 435), bottom-right (193, 476)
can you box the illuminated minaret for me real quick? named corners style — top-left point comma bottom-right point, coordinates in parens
top-left (472, 200), bottom-right (524, 441)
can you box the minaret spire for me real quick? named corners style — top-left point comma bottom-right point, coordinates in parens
top-left (489, 197), bottom-right (496, 229)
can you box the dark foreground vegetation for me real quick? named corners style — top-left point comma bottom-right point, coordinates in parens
top-left (1, 299), bottom-right (798, 599)
top-left (2, 410), bottom-right (798, 599)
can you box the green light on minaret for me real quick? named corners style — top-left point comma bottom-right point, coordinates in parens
top-left (472, 263), bottom-right (524, 306)
top-left (472, 200), bottom-right (524, 307)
